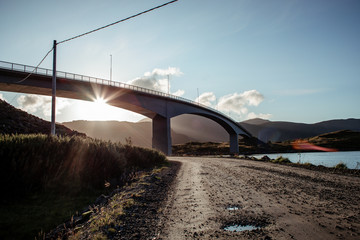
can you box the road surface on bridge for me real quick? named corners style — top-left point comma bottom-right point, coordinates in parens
top-left (157, 157), bottom-right (360, 239)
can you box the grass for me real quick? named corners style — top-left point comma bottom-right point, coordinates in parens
top-left (0, 134), bottom-right (167, 239)
top-left (64, 165), bottom-right (169, 239)
top-left (0, 192), bottom-right (100, 240)
top-left (270, 156), bottom-right (291, 164)
top-left (172, 139), bottom-right (261, 156)
top-left (0, 134), bottom-right (166, 195)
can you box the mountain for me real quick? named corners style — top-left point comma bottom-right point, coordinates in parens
top-left (62, 119), bottom-right (195, 148)
top-left (4, 96), bottom-right (357, 151)
top-left (171, 114), bottom-right (229, 142)
top-left (62, 115), bottom-right (360, 147)
top-left (240, 118), bottom-right (360, 143)
top-left (241, 118), bottom-right (270, 125)
top-left (0, 99), bottom-right (85, 137)
top-left (62, 114), bottom-right (229, 147)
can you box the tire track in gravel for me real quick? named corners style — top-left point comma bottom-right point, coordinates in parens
top-left (159, 158), bottom-right (217, 239)
top-left (158, 157), bottom-right (360, 240)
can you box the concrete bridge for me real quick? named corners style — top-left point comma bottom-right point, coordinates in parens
top-left (0, 60), bottom-right (252, 155)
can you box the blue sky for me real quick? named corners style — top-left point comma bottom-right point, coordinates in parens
top-left (0, 0), bottom-right (359, 123)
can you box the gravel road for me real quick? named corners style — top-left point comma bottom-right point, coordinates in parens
top-left (157, 157), bottom-right (360, 240)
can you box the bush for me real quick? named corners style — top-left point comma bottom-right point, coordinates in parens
top-left (0, 134), bottom-right (167, 196)
top-left (334, 162), bottom-right (348, 169)
top-left (271, 156), bottom-right (291, 164)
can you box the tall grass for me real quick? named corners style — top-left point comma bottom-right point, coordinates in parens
top-left (0, 134), bottom-right (166, 196)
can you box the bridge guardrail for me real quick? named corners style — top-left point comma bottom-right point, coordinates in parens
top-left (0, 60), bottom-right (238, 123)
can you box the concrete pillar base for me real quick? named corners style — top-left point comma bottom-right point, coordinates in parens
top-left (230, 133), bottom-right (239, 155)
top-left (152, 114), bottom-right (172, 155)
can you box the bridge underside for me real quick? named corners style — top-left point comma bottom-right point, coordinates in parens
top-left (0, 68), bottom-right (252, 156)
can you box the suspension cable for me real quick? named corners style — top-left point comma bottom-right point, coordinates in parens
top-left (15, 47), bottom-right (53, 83)
top-left (14, 0), bottom-right (178, 83)
top-left (58, 0), bottom-right (178, 45)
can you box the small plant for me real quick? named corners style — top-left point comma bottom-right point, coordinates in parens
top-left (303, 162), bottom-right (314, 167)
top-left (271, 156), bottom-right (291, 164)
top-left (125, 137), bottom-right (132, 146)
top-left (334, 162), bottom-right (348, 169)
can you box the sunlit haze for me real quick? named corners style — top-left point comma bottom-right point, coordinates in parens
top-left (1, 0), bottom-right (359, 123)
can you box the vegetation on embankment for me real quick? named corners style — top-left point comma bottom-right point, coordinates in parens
top-left (268, 130), bottom-right (360, 153)
top-left (172, 136), bottom-right (263, 156)
top-left (0, 134), bottom-right (166, 195)
top-left (0, 134), bottom-right (167, 239)
top-left (172, 130), bottom-right (360, 156)
top-left (243, 155), bottom-right (360, 177)
top-left (0, 99), bottom-right (85, 137)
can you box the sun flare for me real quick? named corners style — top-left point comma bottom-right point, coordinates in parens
top-left (74, 97), bottom-right (118, 121)
top-left (94, 97), bottom-right (107, 105)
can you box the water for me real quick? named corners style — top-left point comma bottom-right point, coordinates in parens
top-left (227, 206), bottom-right (239, 210)
top-left (224, 224), bottom-right (259, 232)
top-left (252, 151), bottom-right (360, 169)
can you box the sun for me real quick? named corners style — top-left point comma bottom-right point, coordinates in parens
top-left (74, 97), bottom-right (117, 121)
top-left (71, 97), bottom-right (144, 122)
top-left (94, 97), bottom-right (107, 105)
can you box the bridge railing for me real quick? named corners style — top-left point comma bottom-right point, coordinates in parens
top-left (0, 60), bottom-right (237, 122)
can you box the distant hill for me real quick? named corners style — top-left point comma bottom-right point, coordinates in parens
top-left (0, 99), bottom-right (85, 137)
top-left (1, 98), bottom-right (358, 148)
top-left (308, 130), bottom-right (360, 151)
top-left (173, 130), bottom-right (360, 155)
top-left (241, 118), bottom-right (270, 125)
top-left (240, 118), bottom-right (360, 143)
top-left (62, 114), bottom-right (360, 147)
top-left (62, 120), bottom-right (195, 148)
top-left (62, 114), bottom-right (229, 147)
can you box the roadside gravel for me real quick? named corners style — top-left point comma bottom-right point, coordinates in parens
top-left (49, 157), bottom-right (360, 240)
top-left (157, 157), bottom-right (360, 240)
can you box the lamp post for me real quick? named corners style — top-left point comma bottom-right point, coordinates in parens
top-left (197, 88), bottom-right (199, 105)
top-left (167, 74), bottom-right (170, 95)
top-left (51, 40), bottom-right (57, 135)
top-left (110, 54), bottom-right (112, 81)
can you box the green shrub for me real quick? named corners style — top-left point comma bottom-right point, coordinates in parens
top-left (271, 156), bottom-right (291, 164)
top-left (303, 162), bottom-right (314, 167)
top-left (334, 162), bottom-right (348, 169)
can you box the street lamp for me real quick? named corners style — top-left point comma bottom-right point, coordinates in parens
top-left (167, 74), bottom-right (170, 95)
top-left (51, 40), bottom-right (57, 135)
top-left (110, 54), bottom-right (112, 81)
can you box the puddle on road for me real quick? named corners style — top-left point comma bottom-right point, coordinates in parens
top-left (224, 224), bottom-right (259, 232)
top-left (226, 206), bottom-right (239, 211)
top-left (226, 205), bottom-right (241, 210)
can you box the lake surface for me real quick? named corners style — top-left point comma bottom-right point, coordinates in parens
top-left (252, 151), bottom-right (360, 169)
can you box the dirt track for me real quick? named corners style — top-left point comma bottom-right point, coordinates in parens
top-left (157, 157), bottom-right (360, 240)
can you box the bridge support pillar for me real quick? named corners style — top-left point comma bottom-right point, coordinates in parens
top-left (152, 114), bottom-right (172, 156)
top-left (230, 133), bottom-right (239, 155)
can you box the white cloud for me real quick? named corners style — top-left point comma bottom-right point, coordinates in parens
top-left (17, 95), bottom-right (44, 113)
top-left (144, 67), bottom-right (183, 77)
top-left (196, 92), bottom-right (216, 107)
top-left (217, 90), bottom-right (264, 115)
top-left (172, 89), bottom-right (185, 97)
top-left (193, 89), bottom-right (272, 121)
top-left (127, 67), bottom-right (184, 94)
top-left (246, 112), bottom-right (272, 120)
top-left (17, 94), bottom-right (70, 117)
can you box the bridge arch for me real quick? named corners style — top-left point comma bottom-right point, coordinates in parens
top-left (0, 61), bottom-right (252, 155)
